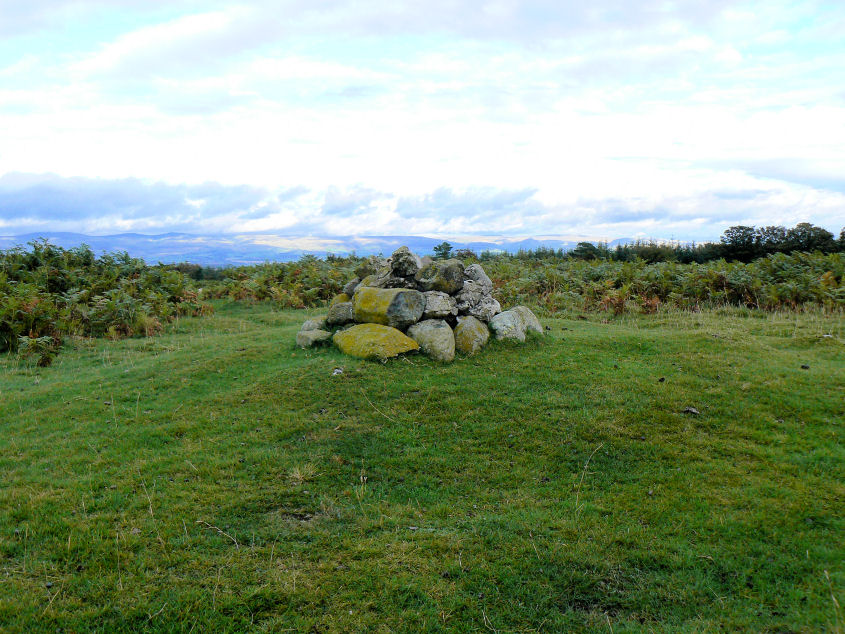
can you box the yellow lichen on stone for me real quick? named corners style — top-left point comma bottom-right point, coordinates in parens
top-left (352, 287), bottom-right (404, 325)
top-left (330, 293), bottom-right (351, 307)
top-left (332, 323), bottom-right (419, 360)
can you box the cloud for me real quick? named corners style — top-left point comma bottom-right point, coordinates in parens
top-left (0, 173), bottom-right (309, 233)
top-left (3, 174), bottom-right (841, 241)
top-left (2, 2), bottom-right (844, 241)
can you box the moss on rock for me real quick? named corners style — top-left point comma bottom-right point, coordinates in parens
top-left (332, 323), bottom-right (420, 360)
top-left (352, 287), bottom-right (425, 329)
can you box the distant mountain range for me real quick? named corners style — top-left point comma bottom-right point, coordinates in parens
top-left (0, 232), bottom-right (637, 266)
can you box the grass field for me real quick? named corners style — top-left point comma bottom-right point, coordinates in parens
top-left (1, 302), bottom-right (843, 632)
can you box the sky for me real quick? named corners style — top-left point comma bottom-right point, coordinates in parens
top-left (1, 0), bottom-right (844, 241)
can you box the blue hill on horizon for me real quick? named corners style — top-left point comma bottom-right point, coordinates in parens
top-left (0, 232), bottom-right (643, 266)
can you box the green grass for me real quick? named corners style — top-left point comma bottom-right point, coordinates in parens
top-left (1, 302), bottom-right (843, 632)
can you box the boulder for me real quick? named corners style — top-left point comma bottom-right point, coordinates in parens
top-left (296, 329), bottom-right (332, 349)
top-left (352, 287), bottom-right (425, 329)
top-left (414, 259), bottom-right (464, 294)
top-left (326, 301), bottom-right (355, 326)
top-left (355, 256), bottom-right (388, 279)
top-left (333, 324), bottom-right (419, 360)
top-left (489, 306), bottom-right (542, 342)
top-left (300, 315), bottom-right (327, 332)
top-left (464, 263), bottom-right (493, 293)
top-left (407, 319), bottom-right (455, 362)
top-left (467, 296), bottom-right (501, 322)
top-left (330, 293), bottom-right (351, 307)
top-left (358, 266), bottom-right (392, 289)
top-left (423, 291), bottom-right (458, 319)
top-left (342, 277), bottom-right (360, 296)
top-left (454, 316), bottom-right (489, 355)
top-left (455, 280), bottom-right (484, 313)
top-left (489, 309), bottom-right (525, 342)
top-left (512, 305), bottom-right (543, 333)
top-left (389, 246), bottom-right (423, 277)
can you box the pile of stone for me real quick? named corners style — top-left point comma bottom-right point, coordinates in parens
top-left (296, 246), bottom-right (542, 362)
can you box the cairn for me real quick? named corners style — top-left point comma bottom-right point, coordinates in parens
top-left (297, 246), bottom-right (542, 361)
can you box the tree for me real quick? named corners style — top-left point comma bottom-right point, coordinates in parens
top-left (720, 225), bottom-right (760, 262)
top-left (784, 223), bottom-right (836, 253)
top-left (433, 241), bottom-right (453, 259)
top-left (756, 225), bottom-right (787, 254)
top-left (569, 242), bottom-right (600, 260)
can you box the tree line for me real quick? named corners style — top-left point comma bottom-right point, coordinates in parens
top-left (461, 223), bottom-right (845, 264)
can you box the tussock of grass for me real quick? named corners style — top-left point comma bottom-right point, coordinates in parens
top-left (0, 302), bottom-right (842, 632)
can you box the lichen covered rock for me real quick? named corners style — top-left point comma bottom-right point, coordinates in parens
top-left (296, 329), bottom-right (332, 348)
top-left (355, 256), bottom-right (388, 279)
top-left (423, 291), bottom-right (458, 319)
top-left (414, 259), bottom-right (464, 294)
top-left (454, 316), bottom-right (489, 355)
top-left (407, 319), bottom-right (455, 362)
top-left (330, 293), bottom-right (351, 307)
top-left (467, 296), bottom-right (501, 322)
top-left (332, 323), bottom-right (419, 360)
top-left (389, 246), bottom-right (423, 277)
top-left (489, 306), bottom-right (542, 342)
top-left (464, 263), bottom-right (493, 293)
top-left (342, 277), bottom-right (361, 296)
top-left (352, 287), bottom-right (425, 329)
top-left (300, 315), bottom-right (327, 332)
top-left (511, 305), bottom-right (543, 333)
top-left (326, 301), bottom-right (355, 326)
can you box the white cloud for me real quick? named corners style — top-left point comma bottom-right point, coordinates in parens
top-left (0, 0), bottom-right (843, 240)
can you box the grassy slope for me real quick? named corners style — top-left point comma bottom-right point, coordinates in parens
top-left (0, 303), bottom-right (842, 633)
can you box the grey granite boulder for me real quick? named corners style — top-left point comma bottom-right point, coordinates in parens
top-left (342, 277), bottom-right (361, 296)
top-left (489, 306), bottom-right (542, 342)
top-left (423, 291), bottom-right (458, 319)
top-left (414, 259), bottom-right (464, 294)
top-left (467, 296), bottom-right (501, 322)
top-left (455, 280), bottom-right (484, 312)
top-left (355, 256), bottom-right (388, 279)
top-left (326, 301), bottom-right (355, 326)
top-left (407, 319), bottom-right (455, 362)
top-left (296, 329), bottom-right (332, 348)
top-left (512, 305), bottom-right (543, 333)
top-left (489, 310), bottom-right (524, 342)
top-left (389, 246), bottom-right (423, 277)
top-left (464, 263), bottom-right (493, 293)
top-left (300, 315), bottom-right (327, 332)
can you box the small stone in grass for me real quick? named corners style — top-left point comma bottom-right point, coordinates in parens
top-left (658, 377), bottom-right (665, 382)
top-left (682, 407), bottom-right (700, 415)
top-left (800, 364), bottom-right (810, 369)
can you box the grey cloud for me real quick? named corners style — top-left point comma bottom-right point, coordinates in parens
top-left (0, 173), bottom-right (283, 231)
top-left (2, 173), bottom-right (841, 243)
